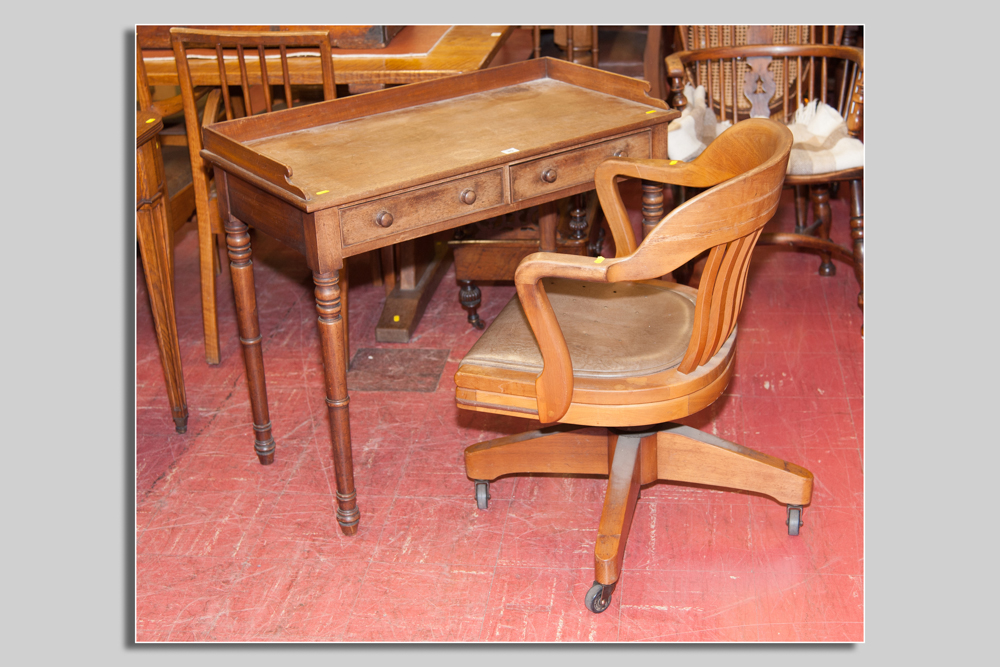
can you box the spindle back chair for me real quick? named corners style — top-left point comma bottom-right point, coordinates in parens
top-left (672, 25), bottom-right (844, 123)
top-left (169, 28), bottom-right (338, 365)
top-left (666, 42), bottom-right (864, 322)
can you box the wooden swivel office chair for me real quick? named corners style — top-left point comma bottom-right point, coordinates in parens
top-left (169, 28), bottom-right (339, 365)
top-left (455, 119), bottom-right (812, 613)
top-left (665, 34), bottom-right (864, 320)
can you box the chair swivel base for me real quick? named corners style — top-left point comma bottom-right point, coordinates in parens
top-left (465, 422), bottom-right (813, 612)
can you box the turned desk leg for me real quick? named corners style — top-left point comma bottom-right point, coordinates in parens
top-left (314, 270), bottom-right (360, 535)
top-left (225, 216), bottom-right (275, 465)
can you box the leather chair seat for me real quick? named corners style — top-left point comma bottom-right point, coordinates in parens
top-left (459, 278), bottom-right (695, 380)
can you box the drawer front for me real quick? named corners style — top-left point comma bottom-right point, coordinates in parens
top-left (510, 131), bottom-right (651, 202)
top-left (340, 169), bottom-right (504, 247)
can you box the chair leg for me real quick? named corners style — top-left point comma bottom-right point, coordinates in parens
top-left (654, 424), bottom-right (813, 507)
top-left (594, 432), bottom-right (646, 586)
top-left (198, 209), bottom-right (221, 365)
top-left (464, 425), bottom-right (609, 480)
top-left (849, 179), bottom-right (864, 328)
top-left (793, 185), bottom-right (810, 233)
top-left (458, 280), bottom-right (485, 330)
top-left (810, 185), bottom-right (836, 277)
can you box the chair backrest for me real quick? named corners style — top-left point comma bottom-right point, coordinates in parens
top-left (170, 27), bottom-right (336, 121)
top-left (168, 28), bottom-right (338, 230)
top-left (597, 119), bottom-right (793, 374)
top-left (666, 43), bottom-right (863, 139)
top-left (669, 26), bottom-right (856, 126)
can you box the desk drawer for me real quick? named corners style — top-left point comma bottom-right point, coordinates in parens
top-left (510, 132), bottom-right (650, 203)
top-left (340, 170), bottom-right (504, 247)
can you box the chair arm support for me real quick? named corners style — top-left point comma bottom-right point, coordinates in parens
top-left (514, 253), bottom-right (612, 423)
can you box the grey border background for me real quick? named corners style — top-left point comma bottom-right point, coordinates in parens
top-left (7, 1), bottom-right (988, 664)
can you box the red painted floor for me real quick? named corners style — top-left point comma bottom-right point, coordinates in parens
top-left (135, 182), bottom-right (863, 642)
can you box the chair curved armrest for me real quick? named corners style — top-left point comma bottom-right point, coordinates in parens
top-left (513, 253), bottom-right (613, 423)
top-left (594, 157), bottom-right (740, 259)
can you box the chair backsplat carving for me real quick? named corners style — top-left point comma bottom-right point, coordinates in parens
top-left (668, 44), bottom-right (863, 133)
top-left (672, 26), bottom-right (853, 125)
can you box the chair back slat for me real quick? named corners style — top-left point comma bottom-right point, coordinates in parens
top-left (280, 46), bottom-right (293, 110)
top-left (677, 227), bottom-right (762, 373)
top-left (258, 45), bottom-right (273, 113)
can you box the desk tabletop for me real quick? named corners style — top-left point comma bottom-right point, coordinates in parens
top-left (202, 58), bottom-right (677, 212)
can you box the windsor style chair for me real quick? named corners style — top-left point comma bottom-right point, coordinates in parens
top-left (665, 36), bottom-right (864, 320)
top-left (170, 27), bottom-right (339, 365)
top-left (455, 119), bottom-right (812, 613)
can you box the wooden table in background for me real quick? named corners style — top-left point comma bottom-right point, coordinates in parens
top-left (141, 25), bottom-right (512, 94)
top-left (200, 58), bottom-right (678, 535)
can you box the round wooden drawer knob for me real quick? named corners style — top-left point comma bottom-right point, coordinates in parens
top-left (376, 211), bottom-right (394, 228)
top-left (460, 189), bottom-right (477, 205)
top-left (614, 150), bottom-right (627, 158)
top-left (541, 168), bottom-right (558, 183)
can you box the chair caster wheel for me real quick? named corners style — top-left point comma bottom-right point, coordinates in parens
top-left (585, 581), bottom-right (616, 614)
top-left (786, 505), bottom-right (803, 536)
top-left (474, 480), bottom-right (490, 510)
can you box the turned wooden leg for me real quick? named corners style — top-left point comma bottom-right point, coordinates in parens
top-left (314, 270), bottom-right (360, 535)
top-left (594, 432), bottom-right (647, 587)
top-left (458, 280), bottom-right (484, 330)
top-left (341, 258), bottom-right (351, 361)
top-left (850, 179), bottom-right (864, 327)
top-left (810, 184), bottom-right (836, 276)
top-left (655, 424), bottom-right (813, 506)
top-left (794, 185), bottom-right (810, 233)
top-left (568, 193), bottom-right (588, 240)
top-left (641, 179), bottom-right (664, 241)
top-left (225, 216), bottom-right (275, 464)
top-left (465, 425), bottom-right (609, 480)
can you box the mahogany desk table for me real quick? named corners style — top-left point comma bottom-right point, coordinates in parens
top-left (200, 58), bottom-right (680, 534)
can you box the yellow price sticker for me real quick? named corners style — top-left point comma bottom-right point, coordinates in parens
top-left (645, 109), bottom-right (657, 114)
top-left (393, 315), bottom-right (400, 322)
top-left (669, 160), bottom-right (678, 165)
top-left (315, 189), bottom-right (329, 195)
top-left (145, 118), bottom-right (156, 123)
top-left (594, 256), bottom-right (605, 264)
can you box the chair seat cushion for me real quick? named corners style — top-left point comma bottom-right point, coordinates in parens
top-left (460, 279), bottom-right (695, 379)
top-left (667, 84), bottom-right (731, 162)
top-left (667, 85), bottom-right (863, 176)
top-left (785, 100), bottom-right (864, 175)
